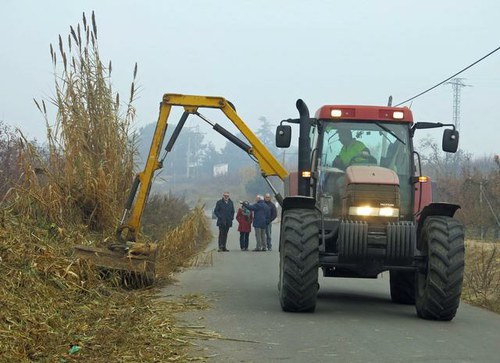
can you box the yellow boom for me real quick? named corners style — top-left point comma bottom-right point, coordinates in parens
top-left (117, 93), bottom-right (288, 243)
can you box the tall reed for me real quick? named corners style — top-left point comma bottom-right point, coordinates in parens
top-left (0, 12), bottom-right (216, 362)
top-left (14, 11), bottom-right (137, 231)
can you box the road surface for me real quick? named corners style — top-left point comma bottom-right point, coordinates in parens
top-left (163, 222), bottom-right (500, 363)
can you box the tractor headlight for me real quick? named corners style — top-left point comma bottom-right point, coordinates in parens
top-left (349, 206), bottom-right (377, 216)
top-left (379, 207), bottom-right (399, 217)
top-left (349, 206), bottom-right (399, 217)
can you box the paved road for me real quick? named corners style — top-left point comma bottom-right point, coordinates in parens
top-left (163, 222), bottom-right (500, 363)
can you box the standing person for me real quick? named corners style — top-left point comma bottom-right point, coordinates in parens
top-left (243, 195), bottom-right (270, 251)
top-left (214, 191), bottom-right (235, 252)
top-left (264, 193), bottom-right (278, 251)
top-left (236, 202), bottom-right (253, 251)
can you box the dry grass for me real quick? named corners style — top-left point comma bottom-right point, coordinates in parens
top-left (156, 206), bottom-right (213, 279)
top-left (0, 207), bottom-right (215, 362)
top-left (462, 240), bottom-right (500, 313)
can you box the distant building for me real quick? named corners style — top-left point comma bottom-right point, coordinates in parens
top-left (213, 163), bottom-right (228, 177)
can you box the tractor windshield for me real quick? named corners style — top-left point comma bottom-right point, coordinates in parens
top-left (318, 121), bottom-right (413, 218)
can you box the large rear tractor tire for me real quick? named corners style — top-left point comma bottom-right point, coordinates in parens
top-left (279, 208), bottom-right (319, 312)
top-left (389, 270), bottom-right (416, 304)
top-left (416, 216), bottom-right (465, 321)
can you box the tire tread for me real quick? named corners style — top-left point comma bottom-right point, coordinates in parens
top-left (279, 209), bottom-right (319, 312)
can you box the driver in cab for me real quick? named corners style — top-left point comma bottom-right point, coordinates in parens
top-left (332, 129), bottom-right (373, 170)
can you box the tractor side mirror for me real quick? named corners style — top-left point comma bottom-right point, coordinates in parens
top-left (276, 125), bottom-right (292, 148)
top-left (442, 129), bottom-right (459, 153)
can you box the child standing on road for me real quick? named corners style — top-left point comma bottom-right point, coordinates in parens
top-left (236, 202), bottom-right (253, 251)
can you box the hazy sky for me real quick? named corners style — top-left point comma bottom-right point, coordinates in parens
top-left (1, 0), bottom-right (499, 157)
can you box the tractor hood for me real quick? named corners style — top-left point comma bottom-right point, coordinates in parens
top-left (345, 165), bottom-right (399, 185)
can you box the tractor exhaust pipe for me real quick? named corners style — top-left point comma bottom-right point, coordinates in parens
top-left (296, 99), bottom-right (312, 196)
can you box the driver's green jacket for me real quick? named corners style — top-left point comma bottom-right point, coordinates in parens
top-left (337, 140), bottom-right (370, 169)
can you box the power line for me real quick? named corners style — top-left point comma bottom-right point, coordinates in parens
top-left (395, 45), bottom-right (500, 107)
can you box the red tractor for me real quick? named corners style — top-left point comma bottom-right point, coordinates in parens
top-left (276, 100), bottom-right (464, 321)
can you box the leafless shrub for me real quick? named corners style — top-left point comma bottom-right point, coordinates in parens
top-left (0, 122), bottom-right (22, 199)
top-left (141, 193), bottom-right (190, 241)
top-left (463, 242), bottom-right (500, 313)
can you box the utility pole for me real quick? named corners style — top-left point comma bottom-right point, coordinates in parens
top-left (479, 180), bottom-right (500, 239)
top-left (444, 78), bottom-right (471, 131)
top-left (186, 127), bottom-right (191, 178)
top-left (479, 180), bottom-right (484, 240)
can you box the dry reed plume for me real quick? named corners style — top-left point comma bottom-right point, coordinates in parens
top-left (12, 11), bottom-right (136, 231)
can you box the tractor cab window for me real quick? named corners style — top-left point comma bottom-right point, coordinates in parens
top-left (320, 121), bottom-right (410, 171)
top-left (318, 121), bottom-right (413, 218)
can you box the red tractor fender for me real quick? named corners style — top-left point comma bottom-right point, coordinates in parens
top-left (416, 203), bottom-right (461, 245)
top-left (282, 195), bottom-right (317, 212)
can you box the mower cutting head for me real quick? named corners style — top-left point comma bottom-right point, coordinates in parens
top-left (73, 242), bottom-right (157, 286)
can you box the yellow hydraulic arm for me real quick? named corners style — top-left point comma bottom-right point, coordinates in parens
top-left (116, 93), bottom-right (289, 243)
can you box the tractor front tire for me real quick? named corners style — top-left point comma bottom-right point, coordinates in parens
top-left (279, 208), bottom-right (319, 312)
top-left (390, 270), bottom-right (416, 304)
top-left (416, 216), bottom-right (465, 321)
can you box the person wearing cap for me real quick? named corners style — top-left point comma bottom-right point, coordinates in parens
top-left (264, 193), bottom-right (278, 251)
top-left (243, 194), bottom-right (270, 251)
top-left (214, 191), bottom-right (235, 252)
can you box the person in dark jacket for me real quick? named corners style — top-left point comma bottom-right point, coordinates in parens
top-left (236, 203), bottom-right (253, 251)
top-left (214, 191), bottom-right (235, 252)
top-left (264, 193), bottom-right (278, 251)
top-left (243, 195), bottom-right (270, 251)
